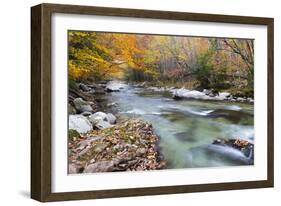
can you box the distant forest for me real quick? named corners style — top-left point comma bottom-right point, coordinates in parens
top-left (68, 31), bottom-right (254, 95)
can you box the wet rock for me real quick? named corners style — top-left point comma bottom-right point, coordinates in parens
top-left (212, 138), bottom-right (254, 162)
top-left (69, 115), bottom-right (93, 133)
top-left (73, 98), bottom-right (93, 113)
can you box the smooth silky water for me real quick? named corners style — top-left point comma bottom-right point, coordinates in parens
top-left (101, 84), bottom-right (254, 169)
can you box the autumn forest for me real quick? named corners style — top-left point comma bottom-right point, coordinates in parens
top-left (69, 31), bottom-right (254, 96)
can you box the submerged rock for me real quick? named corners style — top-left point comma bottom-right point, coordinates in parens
top-left (208, 109), bottom-right (253, 124)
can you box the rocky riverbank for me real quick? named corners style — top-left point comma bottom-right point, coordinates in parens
top-left (68, 80), bottom-right (166, 173)
top-left (133, 82), bottom-right (254, 103)
top-left (68, 119), bottom-right (166, 173)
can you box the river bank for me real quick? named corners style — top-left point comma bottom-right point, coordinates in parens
top-left (132, 81), bottom-right (254, 103)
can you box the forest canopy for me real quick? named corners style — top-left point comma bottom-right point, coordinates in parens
top-left (68, 31), bottom-right (254, 94)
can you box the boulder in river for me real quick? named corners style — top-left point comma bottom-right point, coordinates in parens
top-left (213, 138), bottom-right (254, 158)
top-left (173, 88), bottom-right (212, 100)
top-left (106, 81), bottom-right (127, 92)
top-left (69, 115), bottom-right (93, 133)
top-left (73, 98), bottom-right (93, 113)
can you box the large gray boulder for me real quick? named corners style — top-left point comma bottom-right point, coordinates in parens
top-left (95, 120), bottom-right (113, 130)
top-left (105, 113), bottom-right (117, 124)
top-left (88, 112), bottom-right (107, 125)
top-left (69, 115), bottom-right (93, 133)
top-left (73, 98), bottom-right (93, 113)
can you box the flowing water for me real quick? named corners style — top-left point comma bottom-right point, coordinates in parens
top-left (101, 82), bottom-right (254, 169)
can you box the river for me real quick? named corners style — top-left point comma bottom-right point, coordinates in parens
top-left (99, 82), bottom-right (254, 169)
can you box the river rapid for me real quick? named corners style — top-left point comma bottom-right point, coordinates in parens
top-left (99, 82), bottom-right (254, 169)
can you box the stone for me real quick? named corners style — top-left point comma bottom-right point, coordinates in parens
top-left (88, 112), bottom-right (107, 125)
top-left (95, 120), bottom-right (113, 130)
top-left (105, 113), bottom-right (117, 124)
top-left (79, 83), bottom-right (90, 92)
top-left (69, 115), bottom-right (93, 133)
top-left (73, 98), bottom-right (93, 113)
top-left (106, 81), bottom-right (127, 92)
top-left (136, 148), bottom-right (147, 156)
top-left (92, 142), bottom-right (109, 153)
top-left (68, 164), bottom-right (78, 174)
top-left (173, 88), bottom-right (212, 100)
top-left (83, 161), bottom-right (116, 173)
top-left (237, 97), bottom-right (246, 102)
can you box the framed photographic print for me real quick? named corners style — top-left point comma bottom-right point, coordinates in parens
top-left (31, 3), bottom-right (274, 202)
